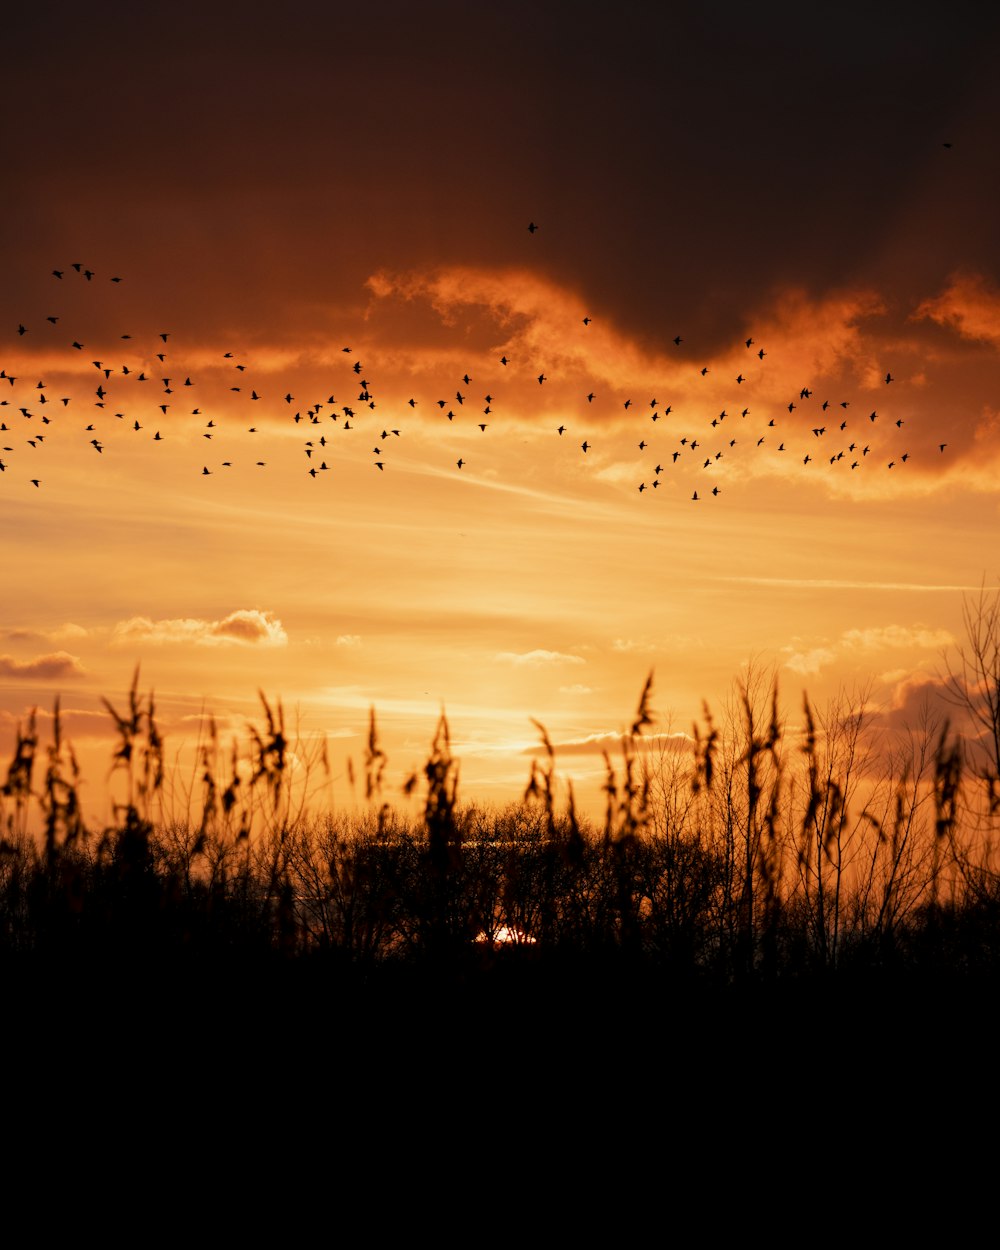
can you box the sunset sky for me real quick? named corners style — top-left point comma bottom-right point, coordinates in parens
top-left (3, 2), bottom-right (1000, 820)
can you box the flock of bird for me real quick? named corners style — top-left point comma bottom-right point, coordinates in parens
top-left (0, 232), bottom-right (939, 501)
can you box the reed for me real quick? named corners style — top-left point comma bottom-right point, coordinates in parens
top-left (3, 656), bottom-right (1000, 992)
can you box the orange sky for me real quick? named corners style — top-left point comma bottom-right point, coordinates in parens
top-left (2, 2), bottom-right (1000, 821)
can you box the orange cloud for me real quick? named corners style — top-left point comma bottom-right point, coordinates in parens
top-left (915, 273), bottom-right (1000, 347)
top-left (111, 609), bottom-right (287, 647)
top-left (495, 650), bottom-right (585, 668)
top-left (0, 651), bottom-right (86, 680)
top-left (783, 624), bottom-right (955, 675)
top-left (523, 730), bottom-right (692, 757)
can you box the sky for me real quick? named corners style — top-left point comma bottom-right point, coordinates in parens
top-left (3, 1), bottom-right (1000, 822)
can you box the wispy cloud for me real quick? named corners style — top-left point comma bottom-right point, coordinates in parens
top-left (612, 638), bottom-right (655, 653)
top-left (522, 730), bottom-right (692, 757)
top-left (495, 649), bottom-right (585, 667)
top-left (722, 576), bottom-right (979, 592)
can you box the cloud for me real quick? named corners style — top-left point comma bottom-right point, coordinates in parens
top-left (32, 706), bottom-right (116, 738)
top-left (559, 684), bottom-right (592, 695)
top-left (0, 651), bottom-right (86, 680)
top-left (783, 623), bottom-right (955, 675)
top-left (522, 730), bottom-right (692, 757)
top-left (2, 624), bottom-right (91, 646)
top-left (494, 649), bottom-right (585, 667)
top-left (112, 609), bottom-right (287, 648)
top-left (613, 638), bottom-right (652, 653)
top-left (50, 623), bottom-right (89, 642)
top-left (784, 647), bottom-right (838, 676)
top-left (840, 625), bottom-right (954, 653)
top-left (868, 672), bottom-right (966, 738)
top-left (723, 576), bottom-right (978, 593)
top-left (336, 635), bottom-right (362, 647)
top-left (915, 273), bottom-right (1000, 347)
top-left (175, 711), bottom-right (241, 736)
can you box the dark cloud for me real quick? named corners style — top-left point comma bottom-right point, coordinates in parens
top-left (3, 2), bottom-right (998, 353)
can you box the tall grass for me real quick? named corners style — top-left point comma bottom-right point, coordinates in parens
top-left (3, 664), bottom-right (1000, 990)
